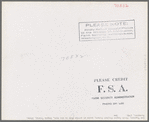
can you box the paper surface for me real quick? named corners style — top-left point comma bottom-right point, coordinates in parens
top-left (2, 2), bottom-right (148, 120)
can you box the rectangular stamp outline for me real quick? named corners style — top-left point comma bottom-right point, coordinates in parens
top-left (78, 19), bottom-right (136, 42)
